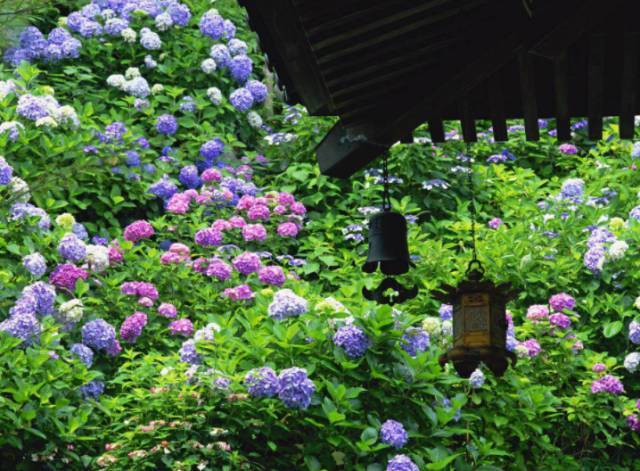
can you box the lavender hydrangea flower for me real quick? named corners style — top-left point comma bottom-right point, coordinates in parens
top-left (0, 158), bottom-right (13, 185)
top-left (439, 304), bottom-right (453, 321)
top-left (401, 327), bottom-right (430, 356)
top-left (70, 343), bottom-right (94, 367)
top-left (156, 114), bottom-right (178, 135)
top-left (549, 313), bottom-right (571, 329)
top-left (233, 252), bottom-right (261, 275)
top-left (630, 320), bottom-right (640, 344)
top-left (277, 367), bottom-right (315, 409)
top-left (228, 38), bottom-right (248, 56)
top-left (179, 165), bottom-right (200, 188)
top-left (149, 175), bottom-right (178, 200)
top-left (333, 325), bottom-right (369, 359)
top-left (200, 138), bottom-right (224, 160)
top-left (630, 206), bottom-right (640, 221)
top-left (168, 318), bottom-right (194, 337)
top-left (584, 245), bottom-right (605, 273)
top-left (10, 203), bottom-right (50, 230)
top-left (268, 289), bottom-right (308, 320)
top-left (559, 143), bottom-right (578, 155)
top-left (386, 455), bottom-right (419, 471)
top-left (245, 367), bottom-right (279, 398)
top-left (22, 282), bottom-right (56, 316)
top-left (380, 420), bottom-right (408, 449)
top-left (258, 266), bottom-right (286, 286)
top-left (168, 3), bottom-right (191, 26)
top-left (195, 228), bottom-right (223, 246)
top-left (123, 220), bottom-right (154, 242)
top-left (140, 28), bottom-right (161, 50)
top-left (179, 339), bottom-right (200, 365)
top-left (23, 253), bottom-right (47, 277)
top-left (58, 233), bottom-right (87, 262)
top-left (560, 178), bottom-right (585, 202)
top-left (205, 259), bottom-right (232, 281)
top-left (0, 312), bottom-right (40, 344)
top-left (210, 44), bottom-right (231, 67)
top-left (82, 319), bottom-right (116, 351)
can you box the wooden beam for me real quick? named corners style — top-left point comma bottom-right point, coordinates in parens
top-left (620, 32), bottom-right (639, 139)
top-left (428, 118), bottom-right (445, 143)
top-left (518, 50), bottom-right (540, 140)
top-left (488, 76), bottom-right (507, 141)
top-left (587, 34), bottom-right (605, 141)
top-left (553, 51), bottom-right (571, 141)
top-left (459, 99), bottom-right (477, 142)
top-left (530, 0), bottom-right (621, 59)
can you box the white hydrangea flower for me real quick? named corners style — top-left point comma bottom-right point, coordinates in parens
top-left (207, 87), bottom-right (222, 105)
top-left (201, 58), bottom-right (217, 74)
top-left (607, 240), bottom-right (628, 260)
top-left (151, 83), bottom-right (164, 94)
top-left (57, 17), bottom-right (67, 27)
top-left (247, 111), bottom-right (263, 129)
top-left (106, 74), bottom-right (126, 89)
top-left (35, 117), bottom-right (58, 128)
top-left (51, 105), bottom-right (79, 127)
top-left (121, 28), bottom-right (137, 43)
top-left (422, 317), bottom-right (442, 336)
top-left (85, 244), bottom-right (110, 273)
top-left (125, 67), bottom-right (141, 79)
top-left (10, 176), bottom-right (30, 202)
top-left (59, 299), bottom-right (84, 323)
top-left (0, 79), bottom-right (16, 100)
top-left (624, 352), bottom-right (640, 372)
top-left (155, 12), bottom-right (173, 31)
top-left (100, 8), bottom-right (115, 19)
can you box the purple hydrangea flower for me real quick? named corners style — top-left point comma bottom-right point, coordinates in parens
top-left (380, 420), bottom-right (408, 449)
top-left (549, 293), bottom-right (576, 312)
top-left (232, 252), bottom-right (261, 275)
top-left (401, 327), bottom-right (430, 356)
top-left (10, 203), bottom-right (51, 230)
top-left (168, 318), bottom-right (194, 337)
top-left (210, 44), bottom-right (231, 67)
top-left (559, 143), bottom-right (578, 155)
top-left (22, 282), bottom-right (56, 316)
top-left (195, 228), bottom-right (223, 246)
top-left (591, 374), bottom-right (625, 394)
top-left (333, 325), bottom-right (369, 359)
top-left (205, 259), bottom-right (232, 281)
top-left (630, 320), bottom-right (640, 344)
top-left (245, 367), bottom-right (279, 398)
top-left (549, 313), bottom-right (571, 329)
top-left (0, 312), bottom-right (40, 344)
top-left (592, 363), bottom-right (607, 372)
top-left (0, 160), bottom-right (13, 185)
top-left (630, 206), bottom-right (640, 221)
top-left (82, 319), bottom-right (116, 351)
top-left (258, 266), bottom-right (286, 286)
top-left (70, 343), bottom-right (94, 367)
top-left (560, 178), bottom-right (584, 202)
top-left (386, 455), bottom-right (419, 471)
top-left (229, 55), bottom-right (252, 83)
top-left (277, 222), bottom-right (299, 238)
top-left (488, 217), bottom-right (502, 229)
top-left (168, 3), bottom-right (191, 26)
top-left (49, 263), bottom-right (88, 291)
top-left (268, 289), bottom-right (308, 320)
top-left (120, 311), bottom-right (148, 343)
top-left (200, 139), bottom-right (225, 160)
top-left (149, 175), bottom-right (178, 200)
top-left (156, 114), bottom-right (178, 135)
top-left (123, 220), bottom-right (154, 242)
top-left (584, 245), bottom-right (605, 273)
top-left (179, 165), bottom-right (200, 188)
top-left (277, 367), bottom-right (315, 409)
top-left (158, 303), bottom-right (178, 319)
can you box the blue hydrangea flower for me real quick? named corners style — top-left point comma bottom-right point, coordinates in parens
top-left (630, 320), bottom-right (640, 344)
top-left (386, 454), bottom-right (419, 471)
top-left (439, 304), bottom-right (453, 321)
top-left (228, 38), bottom-right (248, 56)
top-left (246, 80), bottom-right (268, 103)
top-left (210, 44), bottom-right (231, 68)
top-left (70, 343), bottom-right (94, 367)
top-left (560, 178), bottom-right (585, 202)
top-left (333, 325), bottom-right (369, 359)
top-left (178, 165), bottom-right (200, 188)
top-left (277, 367), bottom-right (315, 409)
top-left (229, 55), bottom-right (252, 83)
top-left (179, 339), bottom-right (200, 365)
top-left (156, 114), bottom-right (178, 135)
top-left (245, 367), bottom-right (279, 398)
top-left (58, 233), bottom-right (87, 262)
top-left (168, 3), bottom-right (192, 26)
top-left (230, 88), bottom-right (254, 112)
top-left (149, 175), bottom-right (178, 200)
top-left (22, 282), bottom-right (56, 316)
top-left (380, 419), bottom-right (409, 449)
top-left (80, 380), bottom-right (104, 400)
top-left (199, 10), bottom-right (224, 39)
top-left (401, 327), bottom-right (430, 356)
top-left (125, 150), bottom-right (141, 167)
top-left (81, 319), bottom-right (116, 351)
top-left (200, 139), bottom-right (225, 160)
top-left (469, 368), bottom-right (485, 388)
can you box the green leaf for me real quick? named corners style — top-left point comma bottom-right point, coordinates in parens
top-left (603, 321), bottom-right (622, 338)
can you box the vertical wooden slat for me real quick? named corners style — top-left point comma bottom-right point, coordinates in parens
top-left (428, 118), bottom-right (445, 142)
top-left (459, 98), bottom-right (477, 142)
top-left (588, 34), bottom-right (606, 140)
top-left (620, 33), bottom-right (639, 139)
top-left (518, 50), bottom-right (540, 140)
top-left (554, 51), bottom-right (571, 140)
top-left (488, 77), bottom-right (507, 141)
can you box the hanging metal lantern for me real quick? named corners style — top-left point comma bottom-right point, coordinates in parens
top-left (436, 256), bottom-right (517, 378)
top-left (362, 154), bottom-right (417, 305)
top-left (362, 210), bottom-right (413, 276)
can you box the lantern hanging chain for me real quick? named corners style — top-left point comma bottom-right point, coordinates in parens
top-left (382, 152), bottom-right (391, 211)
top-left (466, 144), bottom-right (479, 263)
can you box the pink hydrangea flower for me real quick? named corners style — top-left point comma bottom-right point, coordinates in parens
top-left (166, 193), bottom-right (191, 214)
top-left (223, 284), bottom-right (255, 301)
top-left (277, 222), bottom-right (299, 238)
top-left (229, 216), bottom-right (246, 228)
top-left (247, 204), bottom-right (270, 221)
top-left (201, 168), bottom-right (222, 182)
top-left (549, 293), bottom-right (576, 312)
top-left (549, 313), bottom-right (571, 329)
top-left (205, 259), bottom-right (232, 281)
top-left (138, 296), bottom-right (154, 307)
top-left (559, 143), bottom-right (578, 155)
top-left (160, 252), bottom-right (183, 265)
top-left (242, 224), bottom-right (267, 242)
top-left (274, 205), bottom-right (287, 215)
top-left (526, 305), bottom-right (549, 322)
top-left (592, 363), bottom-right (606, 372)
top-left (169, 243), bottom-right (190, 257)
top-left (278, 192), bottom-right (295, 206)
top-left (123, 220), bottom-right (154, 242)
top-left (290, 202), bottom-right (306, 215)
top-left (236, 195), bottom-right (256, 210)
top-left (212, 219), bottom-right (232, 231)
top-left (49, 263), bottom-right (89, 291)
top-left (488, 217), bottom-right (502, 229)
top-left (121, 281), bottom-right (159, 300)
top-left (108, 242), bottom-right (124, 264)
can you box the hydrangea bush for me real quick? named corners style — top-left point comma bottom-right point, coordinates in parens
top-left (1, 0), bottom-right (640, 469)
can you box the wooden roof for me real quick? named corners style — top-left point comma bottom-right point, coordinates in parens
top-left (239, 0), bottom-right (639, 177)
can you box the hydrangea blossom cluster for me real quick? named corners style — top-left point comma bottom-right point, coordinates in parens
top-left (584, 226), bottom-right (626, 273)
top-left (258, 266), bottom-right (286, 286)
top-left (469, 368), bottom-right (485, 388)
top-left (23, 253), bottom-right (47, 277)
top-left (223, 284), bottom-right (254, 301)
top-left (49, 263), bottom-right (88, 291)
top-left (80, 380), bottom-right (104, 400)
top-left (590, 374), bottom-right (625, 395)
top-left (277, 367), bottom-right (315, 410)
top-left (123, 220), bottom-right (154, 242)
top-left (401, 327), bottom-right (430, 356)
top-left (630, 320), bottom-right (640, 345)
top-left (380, 420), bottom-right (409, 449)
top-left (120, 311), bottom-right (148, 343)
top-left (81, 319), bottom-right (117, 352)
top-left (245, 367), bottom-right (279, 398)
top-left (168, 318), bottom-right (194, 337)
top-left (4, 26), bottom-right (81, 65)
top-left (268, 289), bottom-right (308, 320)
top-left (70, 343), bottom-right (94, 367)
top-left (386, 454), bottom-right (419, 471)
top-left (333, 325), bottom-right (369, 359)
top-left (58, 233), bottom-right (87, 262)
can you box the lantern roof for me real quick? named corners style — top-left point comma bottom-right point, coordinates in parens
top-left (240, 0), bottom-right (640, 177)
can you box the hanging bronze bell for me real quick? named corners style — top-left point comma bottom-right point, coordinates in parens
top-left (362, 211), bottom-right (413, 276)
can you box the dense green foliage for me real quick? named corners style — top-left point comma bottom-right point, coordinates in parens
top-left (1, 1), bottom-right (640, 470)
